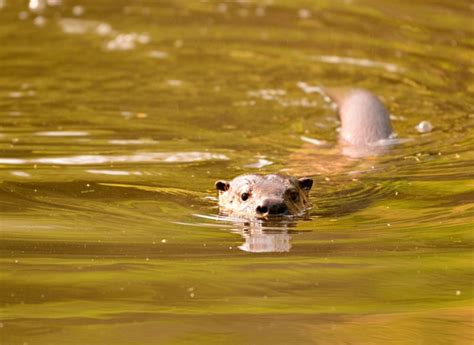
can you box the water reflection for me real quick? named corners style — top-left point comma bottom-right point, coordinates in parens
top-left (195, 214), bottom-right (304, 253)
top-left (231, 219), bottom-right (300, 253)
top-left (0, 151), bottom-right (229, 165)
top-left (313, 55), bottom-right (402, 73)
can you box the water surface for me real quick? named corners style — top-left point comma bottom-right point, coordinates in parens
top-left (0, 0), bottom-right (473, 344)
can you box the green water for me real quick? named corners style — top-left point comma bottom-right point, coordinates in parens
top-left (1, 0), bottom-right (473, 344)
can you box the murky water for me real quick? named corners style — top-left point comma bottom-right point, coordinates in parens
top-left (1, 0), bottom-right (473, 344)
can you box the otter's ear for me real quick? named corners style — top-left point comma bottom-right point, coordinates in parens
top-left (298, 177), bottom-right (313, 192)
top-left (215, 180), bottom-right (230, 192)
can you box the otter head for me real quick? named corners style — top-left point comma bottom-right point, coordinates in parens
top-left (215, 174), bottom-right (313, 219)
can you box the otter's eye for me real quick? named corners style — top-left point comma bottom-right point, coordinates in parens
top-left (290, 191), bottom-right (299, 202)
top-left (241, 192), bottom-right (249, 201)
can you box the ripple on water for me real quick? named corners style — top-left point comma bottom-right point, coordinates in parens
top-left (313, 55), bottom-right (403, 73)
top-left (59, 18), bottom-right (113, 36)
top-left (86, 169), bottom-right (143, 176)
top-left (0, 152), bottom-right (229, 165)
top-left (35, 131), bottom-right (89, 137)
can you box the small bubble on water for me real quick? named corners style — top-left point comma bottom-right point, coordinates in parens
top-left (161, 239), bottom-right (167, 243)
top-left (189, 292), bottom-right (195, 298)
top-left (456, 290), bottom-right (461, 296)
top-left (415, 120), bottom-right (433, 133)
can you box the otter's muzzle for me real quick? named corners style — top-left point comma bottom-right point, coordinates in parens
top-left (256, 199), bottom-right (288, 216)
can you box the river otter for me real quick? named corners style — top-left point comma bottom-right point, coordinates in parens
top-left (215, 174), bottom-right (313, 218)
top-left (216, 88), bottom-right (393, 218)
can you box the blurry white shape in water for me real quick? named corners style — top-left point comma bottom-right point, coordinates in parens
top-left (29, 0), bottom-right (46, 12)
top-left (297, 82), bottom-right (324, 95)
top-left (8, 91), bottom-right (23, 98)
top-left (248, 89), bottom-right (286, 101)
top-left (120, 111), bottom-right (133, 118)
top-left (11, 171), bottom-right (31, 177)
top-left (300, 136), bottom-right (328, 146)
top-left (149, 50), bottom-right (169, 59)
top-left (105, 33), bottom-right (150, 51)
top-left (33, 16), bottom-right (46, 27)
top-left (35, 131), bottom-right (89, 137)
top-left (390, 114), bottom-right (407, 121)
top-left (72, 5), bottom-right (84, 16)
top-left (59, 19), bottom-right (114, 36)
top-left (0, 0), bottom-right (5, 10)
top-left (314, 55), bottom-right (401, 73)
top-left (0, 152), bottom-right (229, 165)
top-left (278, 97), bottom-right (317, 108)
top-left (167, 79), bottom-right (183, 87)
top-left (96, 23), bottom-right (112, 36)
top-left (298, 8), bottom-right (311, 19)
top-left (47, 0), bottom-right (62, 6)
top-left (416, 120), bottom-right (433, 133)
top-left (245, 158), bottom-right (273, 168)
top-left (87, 169), bottom-right (143, 176)
top-left (108, 139), bottom-right (157, 145)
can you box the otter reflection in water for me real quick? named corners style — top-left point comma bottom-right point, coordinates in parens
top-left (233, 219), bottom-right (302, 253)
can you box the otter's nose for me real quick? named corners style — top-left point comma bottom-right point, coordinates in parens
top-left (256, 199), bottom-right (288, 216)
